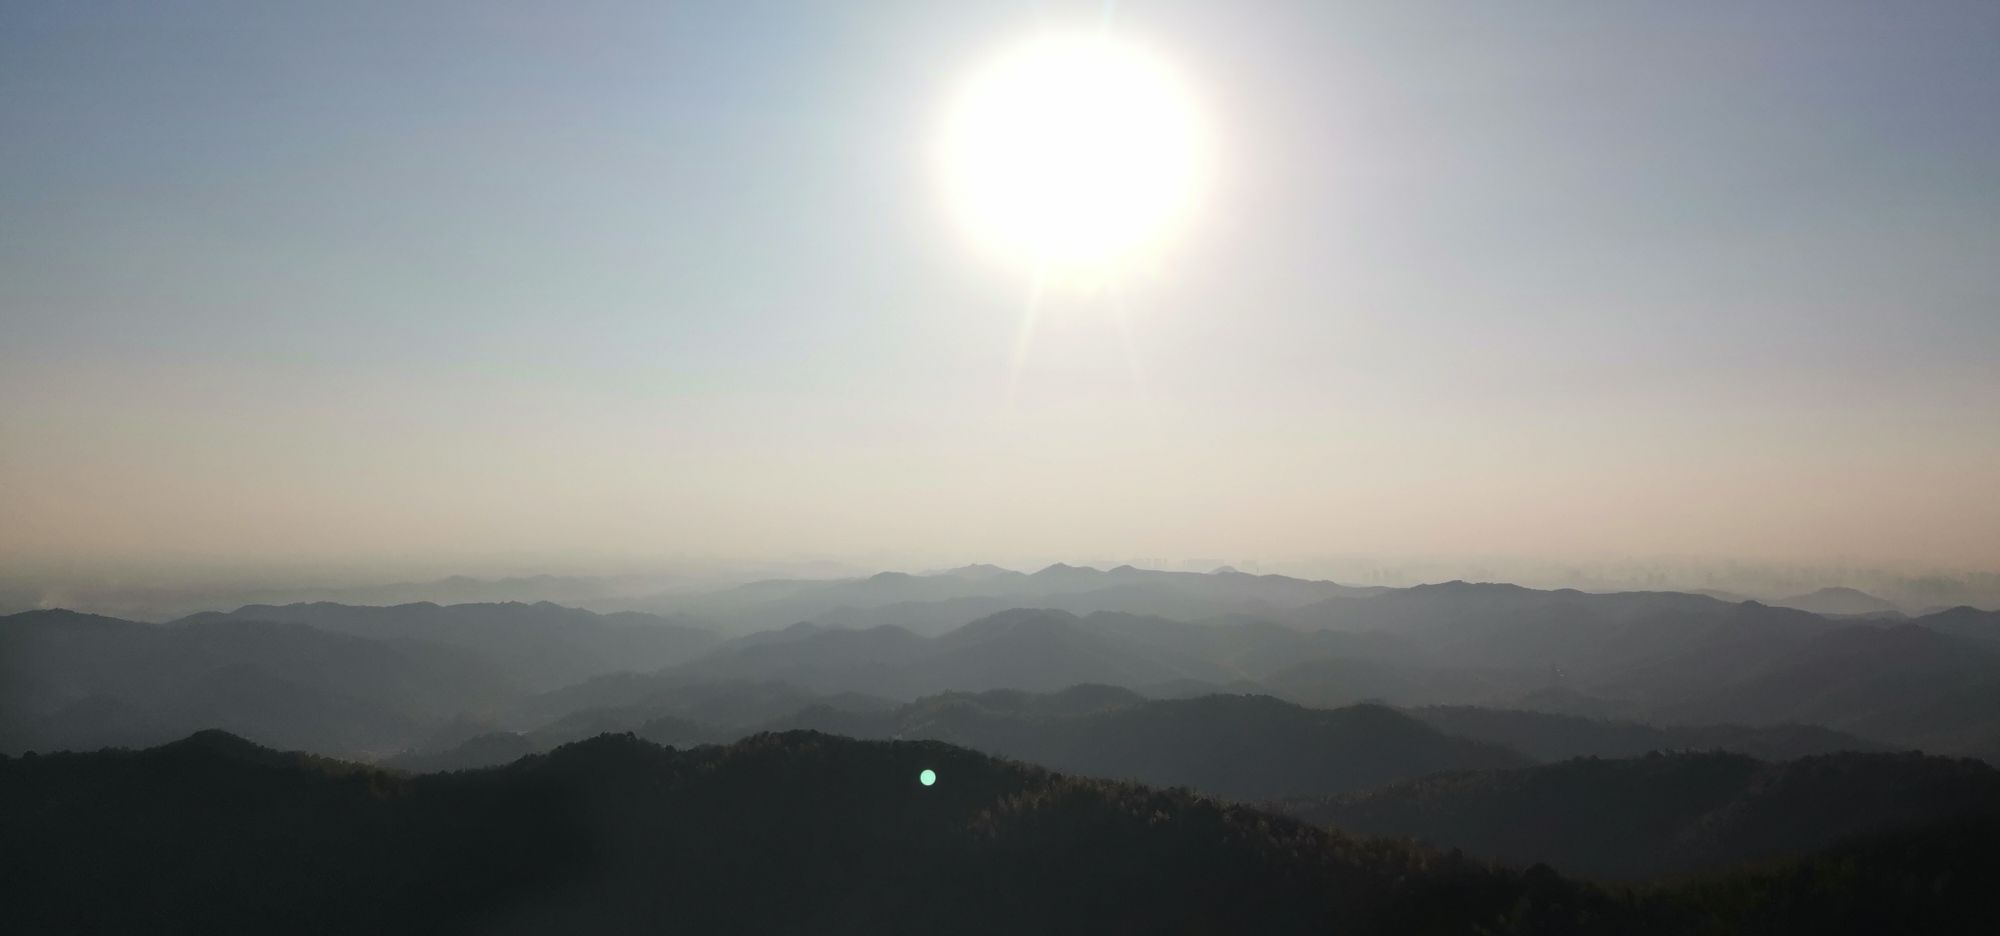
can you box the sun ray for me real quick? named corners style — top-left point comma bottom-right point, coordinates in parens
top-left (1106, 280), bottom-right (1150, 405)
top-left (1006, 262), bottom-right (1049, 409)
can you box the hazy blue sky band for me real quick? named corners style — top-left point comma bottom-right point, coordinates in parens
top-left (3, 1), bottom-right (1997, 568)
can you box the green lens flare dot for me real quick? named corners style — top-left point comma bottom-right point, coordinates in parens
top-left (919, 768), bottom-right (937, 787)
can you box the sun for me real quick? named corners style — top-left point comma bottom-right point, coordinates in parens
top-left (940, 33), bottom-right (1210, 277)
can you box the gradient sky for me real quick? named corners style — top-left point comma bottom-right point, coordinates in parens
top-left (4, 0), bottom-right (1998, 577)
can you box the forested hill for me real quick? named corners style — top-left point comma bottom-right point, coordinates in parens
top-left (1281, 750), bottom-right (2000, 880)
top-left (5, 731), bottom-right (1998, 935)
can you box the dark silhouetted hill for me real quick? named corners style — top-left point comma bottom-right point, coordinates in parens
top-left (1282, 750), bottom-right (2000, 880)
top-left (0, 730), bottom-right (1615, 934)
top-left (8, 730), bottom-right (1997, 933)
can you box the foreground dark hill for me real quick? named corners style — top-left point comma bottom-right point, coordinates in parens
top-left (1281, 750), bottom-right (2000, 880)
top-left (1, 730), bottom-right (1610, 935)
top-left (8, 732), bottom-right (1997, 935)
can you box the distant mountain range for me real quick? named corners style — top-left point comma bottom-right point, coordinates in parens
top-left (0, 609), bottom-right (516, 755)
top-left (1772, 586), bottom-right (1904, 617)
top-left (635, 563), bottom-right (1386, 635)
top-left (9, 582), bottom-right (2000, 763)
top-left (173, 601), bottom-right (718, 691)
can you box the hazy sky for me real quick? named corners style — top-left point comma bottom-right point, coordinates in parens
top-left (4, 1), bottom-right (1998, 576)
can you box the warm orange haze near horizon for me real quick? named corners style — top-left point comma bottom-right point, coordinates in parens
top-left (4, 1), bottom-right (1998, 588)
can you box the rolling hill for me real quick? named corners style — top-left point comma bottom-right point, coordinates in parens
top-left (400, 687), bottom-right (1527, 801)
top-left (1774, 587), bottom-right (1903, 617)
top-left (1281, 750), bottom-right (2000, 880)
top-left (1649, 624), bottom-right (2000, 760)
top-left (1407, 705), bottom-right (1884, 763)
top-left (1, 609), bottom-right (517, 755)
top-left (173, 601), bottom-right (719, 691)
top-left (0, 729), bottom-right (1612, 934)
top-left (9, 730), bottom-right (1999, 933)
top-left (775, 691), bottom-right (1531, 801)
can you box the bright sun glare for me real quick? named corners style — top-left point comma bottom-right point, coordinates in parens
top-left (942, 33), bottom-right (1209, 276)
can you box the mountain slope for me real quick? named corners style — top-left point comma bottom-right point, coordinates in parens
top-left (1408, 705), bottom-right (1885, 763)
top-left (661, 609), bottom-right (1253, 698)
top-left (775, 692), bottom-right (1531, 801)
top-left (648, 563), bottom-right (1381, 634)
top-left (7, 730), bottom-right (1995, 934)
top-left (174, 601), bottom-right (719, 691)
top-left (0, 730), bottom-right (1616, 935)
top-left (1916, 605), bottom-right (2000, 644)
top-left (0, 609), bottom-right (517, 755)
top-left (1774, 587), bottom-right (1901, 616)
top-left (515, 675), bottom-right (897, 734)
top-left (1281, 750), bottom-right (2000, 880)
top-left (1651, 624), bottom-right (2000, 759)
top-left (1286, 584), bottom-right (1840, 701)
top-left (402, 687), bottom-right (1526, 800)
